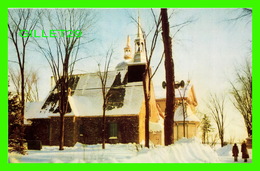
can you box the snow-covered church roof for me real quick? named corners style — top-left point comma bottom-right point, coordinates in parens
top-left (25, 101), bottom-right (46, 119)
top-left (69, 70), bottom-right (144, 116)
top-left (174, 105), bottom-right (200, 122)
top-left (25, 69), bottom-right (145, 119)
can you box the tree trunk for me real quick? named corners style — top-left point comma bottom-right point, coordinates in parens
top-left (59, 113), bottom-right (65, 150)
top-left (182, 100), bottom-right (185, 138)
top-left (161, 8), bottom-right (175, 146)
top-left (102, 102), bottom-right (106, 149)
top-left (143, 72), bottom-right (150, 148)
top-left (59, 75), bottom-right (68, 150)
top-left (21, 67), bottom-right (25, 125)
top-left (202, 132), bottom-right (205, 144)
top-left (221, 135), bottom-right (224, 147)
top-left (19, 66), bottom-right (25, 149)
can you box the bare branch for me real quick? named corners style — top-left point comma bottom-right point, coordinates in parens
top-left (171, 18), bottom-right (196, 38)
top-left (150, 52), bottom-right (164, 79)
top-left (33, 8), bottom-right (95, 150)
top-left (230, 57), bottom-right (252, 137)
top-left (8, 9), bottom-right (40, 124)
top-left (205, 93), bottom-right (226, 147)
top-left (96, 48), bottom-right (114, 150)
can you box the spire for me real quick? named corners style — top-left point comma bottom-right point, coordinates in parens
top-left (137, 16), bottom-right (143, 40)
top-left (124, 35), bottom-right (132, 60)
top-left (134, 15), bottom-right (146, 63)
top-left (126, 35), bottom-right (131, 47)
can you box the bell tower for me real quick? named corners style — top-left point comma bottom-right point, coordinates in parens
top-left (133, 17), bottom-right (146, 63)
top-left (124, 35), bottom-right (132, 60)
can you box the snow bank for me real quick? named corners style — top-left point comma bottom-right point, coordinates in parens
top-left (116, 138), bottom-right (220, 163)
top-left (216, 144), bottom-right (232, 156)
top-left (9, 138), bottom-right (234, 163)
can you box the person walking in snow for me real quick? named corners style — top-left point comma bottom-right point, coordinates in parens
top-left (232, 143), bottom-right (239, 162)
top-left (241, 141), bottom-right (249, 162)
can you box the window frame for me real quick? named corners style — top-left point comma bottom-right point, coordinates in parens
top-left (109, 122), bottom-right (118, 139)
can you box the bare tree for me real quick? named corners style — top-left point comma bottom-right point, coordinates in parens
top-left (227, 8), bottom-right (252, 138)
top-left (34, 9), bottom-right (94, 150)
top-left (9, 68), bottom-right (20, 97)
top-left (97, 49), bottom-right (113, 149)
top-left (8, 9), bottom-right (39, 124)
top-left (164, 9), bottom-right (195, 144)
top-left (230, 58), bottom-right (252, 137)
top-left (130, 9), bottom-right (195, 147)
top-left (142, 11), bottom-right (162, 148)
top-left (130, 10), bottom-right (162, 148)
top-left (25, 69), bottom-right (39, 102)
top-left (209, 133), bottom-right (219, 148)
top-left (161, 8), bottom-right (175, 146)
top-left (176, 81), bottom-right (189, 138)
top-left (206, 93), bottom-right (226, 147)
top-left (9, 67), bottom-right (39, 102)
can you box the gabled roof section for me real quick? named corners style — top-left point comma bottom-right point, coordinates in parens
top-left (25, 101), bottom-right (46, 119)
top-left (70, 70), bottom-right (144, 116)
top-left (26, 70), bottom-right (145, 119)
top-left (174, 105), bottom-right (200, 122)
top-left (176, 83), bottom-right (198, 106)
top-left (40, 75), bottom-right (80, 114)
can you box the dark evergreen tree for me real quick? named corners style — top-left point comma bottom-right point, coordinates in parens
top-left (8, 92), bottom-right (26, 154)
top-left (201, 114), bottom-right (213, 144)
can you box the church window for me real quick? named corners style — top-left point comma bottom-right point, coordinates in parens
top-left (109, 122), bottom-right (118, 138)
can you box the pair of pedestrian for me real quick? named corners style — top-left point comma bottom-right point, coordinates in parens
top-left (232, 141), bottom-right (249, 162)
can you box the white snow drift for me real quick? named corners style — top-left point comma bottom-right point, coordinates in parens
top-left (8, 138), bottom-right (252, 163)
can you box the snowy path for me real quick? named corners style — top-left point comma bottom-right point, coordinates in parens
top-left (219, 155), bottom-right (252, 163)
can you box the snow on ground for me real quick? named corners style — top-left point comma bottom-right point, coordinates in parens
top-left (8, 138), bottom-right (252, 163)
top-left (9, 143), bottom-right (137, 163)
top-left (216, 144), bottom-right (252, 163)
top-left (119, 138), bottom-right (220, 163)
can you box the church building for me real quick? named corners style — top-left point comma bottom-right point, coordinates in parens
top-left (25, 17), bottom-right (164, 146)
top-left (25, 17), bottom-right (200, 147)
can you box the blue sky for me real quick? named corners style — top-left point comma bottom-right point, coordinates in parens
top-left (8, 8), bottom-right (252, 141)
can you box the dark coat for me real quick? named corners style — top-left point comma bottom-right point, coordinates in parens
top-left (232, 144), bottom-right (239, 157)
top-left (241, 142), bottom-right (249, 159)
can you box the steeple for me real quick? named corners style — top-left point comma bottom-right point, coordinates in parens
top-left (137, 17), bottom-right (143, 39)
top-left (124, 35), bottom-right (132, 60)
top-left (134, 16), bottom-right (146, 63)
